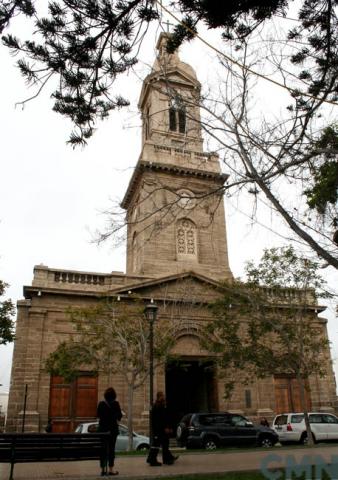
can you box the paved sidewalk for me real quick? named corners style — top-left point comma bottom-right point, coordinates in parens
top-left (1, 445), bottom-right (337, 479)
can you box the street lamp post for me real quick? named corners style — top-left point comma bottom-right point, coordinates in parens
top-left (144, 302), bottom-right (158, 450)
top-left (22, 384), bottom-right (28, 433)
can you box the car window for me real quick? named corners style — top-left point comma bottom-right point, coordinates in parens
top-left (214, 415), bottom-right (231, 425)
top-left (274, 415), bottom-right (287, 426)
top-left (119, 425), bottom-right (128, 436)
top-left (182, 414), bottom-right (192, 426)
top-left (291, 415), bottom-right (304, 423)
top-left (309, 414), bottom-right (323, 424)
top-left (88, 424), bottom-right (98, 433)
top-left (199, 414), bottom-right (230, 425)
top-left (199, 415), bottom-right (215, 425)
top-left (322, 414), bottom-right (338, 424)
top-left (231, 415), bottom-right (248, 426)
top-left (75, 425), bottom-right (82, 433)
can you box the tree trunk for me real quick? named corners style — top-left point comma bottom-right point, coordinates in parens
top-left (297, 374), bottom-right (314, 447)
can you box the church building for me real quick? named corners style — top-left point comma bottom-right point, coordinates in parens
top-left (6, 34), bottom-right (337, 433)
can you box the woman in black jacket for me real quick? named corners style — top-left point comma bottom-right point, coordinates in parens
top-left (147, 391), bottom-right (178, 466)
top-left (97, 387), bottom-right (122, 476)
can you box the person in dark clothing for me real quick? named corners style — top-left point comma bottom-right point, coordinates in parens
top-left (97, 387), bottom-right (122, 476)
top-left (147, 391), bottom-right (178, 466)
top-left (45, 418), bottom-right (53, 433)
top-left (260, 417), bottom-right (270, 427)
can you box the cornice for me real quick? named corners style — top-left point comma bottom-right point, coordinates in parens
top-left (110, 270), bottom-right (222, 294)
top-left (23, 286), bottom-right (109, 300)
top-left (22, 282), bottom-right (326, 314)
top-left (121, 160), bottom-right (228, 210)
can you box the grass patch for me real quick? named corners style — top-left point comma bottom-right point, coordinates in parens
top-left (151, 471), bottom-right (333, 480)
top-left (117, 441), bottom-right (338, 457)
top-left (151, 473), bottom-right (266, 480)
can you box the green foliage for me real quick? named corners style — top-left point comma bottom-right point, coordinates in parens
top-left (45, 297), bottom-right (178, 450)
top-left (2, 0), bottom-right (154, 146)
top-left (314, 126), bottom-right (338, 153)
top-left (45, 297), bottom-right (177, 386)
top-left (245, 245), bottom-right (330, 295)
top-left (2, 1), bottom-right (337, 148)
top-left (166, 16), bottom-right (197, 53)
top-left (45, 341), bottom-right (94, 382)
top-left (137, 473), bottom-right (330, 480)
top-left (0, 1), bottom-right (35, 34)
top-left (171, 0), bottom-right (288, 44)
top-left (289, 0), bottom-right (338, 105)
top-left (0, 280), bottom-right (15, 345)
top-left (203, 246), bottom-right (331, 398)
top-left (305, 160), bottom-right (338, 219)
top-left (303, 125), bottom-right (338, 226)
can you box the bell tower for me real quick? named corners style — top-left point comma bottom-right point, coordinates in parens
top-left (121, 33), bottom-right (233, 281)
top-left (138, 33), bottom-right (204, 151)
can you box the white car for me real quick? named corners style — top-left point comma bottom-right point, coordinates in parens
top-left (272, 412), bottom-right (338, 444)
top-left (75, 422), bottom-right (149, 451)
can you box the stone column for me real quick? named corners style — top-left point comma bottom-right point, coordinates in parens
top-left (6, 302), bottom-right (47, 432)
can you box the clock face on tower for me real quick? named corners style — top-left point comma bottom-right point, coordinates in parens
top-left (177, 189), bottom-right (196, 209)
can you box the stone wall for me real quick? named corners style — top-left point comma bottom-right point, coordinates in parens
top-left (6, 277), bottom-right (337, 433)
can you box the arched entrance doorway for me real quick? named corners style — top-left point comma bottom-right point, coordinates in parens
top-left (165, 358), bottom-right (218, 429)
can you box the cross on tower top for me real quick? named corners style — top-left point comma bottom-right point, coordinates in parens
top-left (163, 20), bottom-right (173, 33)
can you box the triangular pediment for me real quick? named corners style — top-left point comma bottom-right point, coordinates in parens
top-left (159, 67), bottom-right (198, 87)
top-left (110, 271), bottom-right (223, 304)
top-left (139, 67), bottom-right (200, 109)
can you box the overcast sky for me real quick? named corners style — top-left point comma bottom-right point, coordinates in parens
top-left (0, 9), bottom-right (337, 395)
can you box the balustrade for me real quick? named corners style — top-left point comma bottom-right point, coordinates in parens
top-left (54, 271), bottom-right (105, 285)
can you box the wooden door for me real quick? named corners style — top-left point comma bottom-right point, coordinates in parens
top-left (75, 376), bottom-right (98, 418)
top-left (49, 374), bottom-right (98, 432)
top-left (274, 377), bottom-right (292, 413)
top-left (274, 376), bottom-right (311, 413)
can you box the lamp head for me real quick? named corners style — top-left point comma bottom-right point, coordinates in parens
top-left (144, 303), bottom-right (158, 322)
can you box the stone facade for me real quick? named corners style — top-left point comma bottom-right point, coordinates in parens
top-left (6, 34), bottom-right (337, 433)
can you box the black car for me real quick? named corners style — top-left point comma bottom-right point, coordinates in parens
top-left (176, 412), bottom-right (279, 450)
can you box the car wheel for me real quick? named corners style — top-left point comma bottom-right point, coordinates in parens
top-left (203, 437), bottom-right (218, 450)
top-left (136, 443), bottom-right (150, 451)
top-left (300, 432), bottom-right (316, 445)
top-left (259, 436), bottom-right (274, 447)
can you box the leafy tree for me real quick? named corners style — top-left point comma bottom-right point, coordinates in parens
top-left (305, 161), bottom-right (338, 215)
top-left (45, 297), bottom-right (177, 449)
top-left (1, 1), bottom-right (337, 146)
top-left (0, 280), bottom-right (15, 345)
top-left (203, 246), bottom-right (333, 446)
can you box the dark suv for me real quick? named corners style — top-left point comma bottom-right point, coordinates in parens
top-left (176, 413), bottom-right (279, 450)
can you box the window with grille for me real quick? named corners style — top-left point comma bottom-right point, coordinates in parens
top-left (176, 219), bottom-right (197, 260)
